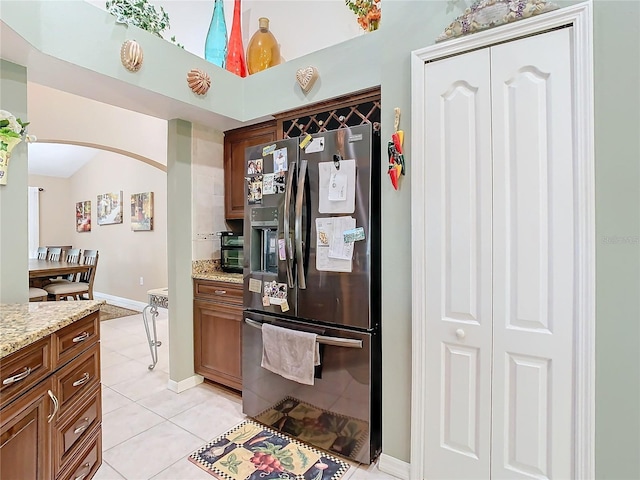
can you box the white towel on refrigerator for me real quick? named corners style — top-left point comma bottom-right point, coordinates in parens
top-left (261, 323), bottom-right (320, 386)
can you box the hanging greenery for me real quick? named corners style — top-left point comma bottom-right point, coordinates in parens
top-left (106, 0), bottom-right (183, 48)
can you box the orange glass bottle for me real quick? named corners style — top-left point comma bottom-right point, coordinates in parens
top-left (246, 17), bottom-right (281, 75)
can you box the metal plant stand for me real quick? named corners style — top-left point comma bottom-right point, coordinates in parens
top-left (142, 287), bottom-right (168, 370)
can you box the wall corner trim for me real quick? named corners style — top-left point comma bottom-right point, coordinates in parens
top-left (167, 375), bottom-right (204, 393)
top-left (378, 454), bottom-right (410, 480)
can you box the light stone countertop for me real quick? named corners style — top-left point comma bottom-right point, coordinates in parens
top-left (0, 300), bottom-right (105, 359)
top-left (192, 272), bottom-right (243, 284)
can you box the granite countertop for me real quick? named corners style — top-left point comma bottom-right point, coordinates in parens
top-left (0, 300), bottom-right (105, 359)
top-left (192, 271), bottom-right (243, 284)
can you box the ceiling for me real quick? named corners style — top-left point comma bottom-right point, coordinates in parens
top-left (28, 143), bottom-right (101, 178)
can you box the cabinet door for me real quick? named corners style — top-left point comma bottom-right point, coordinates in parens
top-left (0, 379), bottom-right (53, 480)
top-left (224, 121), bottom-right (276, 220)
top-left (194, 299), bottom-right (242, 390)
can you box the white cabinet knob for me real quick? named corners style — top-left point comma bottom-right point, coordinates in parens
top-left (456, 328), bottom-right (466, 339)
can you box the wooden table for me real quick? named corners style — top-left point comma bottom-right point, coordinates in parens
top-left (28, 259), bottom-right (90, 279)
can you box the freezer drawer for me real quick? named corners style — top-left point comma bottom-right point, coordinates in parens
top-left (242, 311), bottom-right (381, 464)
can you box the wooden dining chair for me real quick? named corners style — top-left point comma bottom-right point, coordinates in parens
top-left (36, 247), bottom-right (48, 260)
top-left (47, 247), bottom-right (62, 262)
top-left (29, 287), bottom-right (48, 302)
top-left (44, 250), bottom-right (99, 301)
top-left (48, 248), bottom-right (82, 284)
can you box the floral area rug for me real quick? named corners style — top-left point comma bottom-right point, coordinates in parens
top-left (254, 397), bottom-right (368, 461)
top-left (188, 419), bottom-right (350, 480)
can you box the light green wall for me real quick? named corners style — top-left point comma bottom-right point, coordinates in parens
top-left (0, 0), bottom-right (243, 121)
top-left (167, 119), bottom-right (196, 382)
top-left (379, 1), bottom-right (453, 461)
top-left (0, 60), bottom-right (28, 303)
top-left (0, 1), bottom-right (380, 124)
top-left (593, 2), bottom-right (640, 478)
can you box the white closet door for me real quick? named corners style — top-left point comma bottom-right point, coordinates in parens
top-left (490, 28), bottom-right (574, 479)
top-left (423, 48), bottom-right (493, 480)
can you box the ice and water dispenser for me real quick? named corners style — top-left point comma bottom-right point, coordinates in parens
top-left (249, 206), bottom-right (279, 274)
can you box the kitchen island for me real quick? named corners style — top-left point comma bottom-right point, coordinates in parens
top-left (0, 300), bottom-right (104, 480)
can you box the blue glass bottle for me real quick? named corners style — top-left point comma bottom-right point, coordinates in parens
top-left (204, 0), bottom-right (228, 67)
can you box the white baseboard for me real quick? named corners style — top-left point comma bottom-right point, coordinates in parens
top-left (94, 291), bottom-right (147, 312)
top-left (378, 453), bottom-right (411, 480)
top-left (167, 374), bottom-right (204, 393)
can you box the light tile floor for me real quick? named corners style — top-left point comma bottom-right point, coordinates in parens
top-left (95, 309), bottom-right (397, 480)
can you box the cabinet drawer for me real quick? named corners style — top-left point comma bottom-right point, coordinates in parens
top-left (54, 344), bottom-right (100, 418)
top-left (53, 384), bottom-right (101, 476)
top-left (0, 336), bottom-right (52, 410)
top-left (194, 280), bottom-right (242, 305)
top-left (53, 312), bottom-right (99, 369)
top-left (57, 428), bottom-right (101, 480)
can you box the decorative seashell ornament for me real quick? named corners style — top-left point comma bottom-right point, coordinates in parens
top-left (187, 69), bottom-right (211, 95)
top-left (295, 66), bottom-right (319, 93)
top-left (120, 40), bottom-right (143, 72)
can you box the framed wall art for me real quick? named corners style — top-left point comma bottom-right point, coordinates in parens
top-left (131, 191), bottom-right (154, 231)
top-left (76, 200), bottom-right (91, 232)
top-left (97, 191), bottom-right (123, 225)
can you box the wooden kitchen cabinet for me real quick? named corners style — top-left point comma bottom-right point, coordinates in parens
top-left (193, 279), bottom-right (243, 390)
top-left (223, 120), bottom-right (276, 220)
top-left (0, 310), bottom-right (101, 480)
top-left (0, 377), bottom-right (53, 480)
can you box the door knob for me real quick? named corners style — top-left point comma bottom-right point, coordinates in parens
top-left (456, 329), bottom-right (466, 339)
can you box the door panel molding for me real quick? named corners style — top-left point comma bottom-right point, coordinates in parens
top-left (410, 2), bottom-right (595, 479)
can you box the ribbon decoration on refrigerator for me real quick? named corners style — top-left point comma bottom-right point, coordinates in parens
top-left (387, 107), bottom-right (406, 190)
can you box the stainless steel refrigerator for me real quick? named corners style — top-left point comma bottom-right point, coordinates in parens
top-left (242, 124), bottom-right (381, 464)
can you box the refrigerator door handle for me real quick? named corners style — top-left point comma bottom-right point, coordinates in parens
top-left (295, 159), bottom-right (308, 289)
top-left (283, 161), bottom-right (296, 288)
top-left (245, 318), bottom-right (363, 349)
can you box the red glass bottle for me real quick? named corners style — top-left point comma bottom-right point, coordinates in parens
top-left (226, 0), bottom-right (247, 77)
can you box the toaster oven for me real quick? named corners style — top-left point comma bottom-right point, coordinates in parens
top-left (218, 231), bottom-right (243, 273)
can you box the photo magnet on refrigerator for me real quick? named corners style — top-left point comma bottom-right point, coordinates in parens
top-left (264, 281), bottom-right (287, 304)
top-left (343, 227), bottom-right (365, 243)
top-left (273, 148), bottom-right (288, 173)
top-left (263, 173), bottom-right (276, 195)
top-left (247, 158), bottom-right (263, 175)
top-left (281, 299), bottom-right (290, 312)
top-left (278, 238), bottom-right (287, 260)
top-left (247, 176), bottom-right (263, 205)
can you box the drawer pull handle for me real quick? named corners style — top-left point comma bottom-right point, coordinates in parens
top-left (72, 332), bottom-right (90, 343)
top-left (72, 373), bottom-right (90, 387)
top-left (214, 290), bottom-right (227, 295)
top-left (2, 367), bottom-right (32, 385)
top-left (74, 463), bottom-right (91, 480)
top-left (47, 390), bottom-right (59, 423)
top-left (74, 418), bottom-right (90, 435)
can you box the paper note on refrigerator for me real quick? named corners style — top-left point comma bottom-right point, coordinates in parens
top-left (318, 160), bottom-right (356, 214)
top-left (315, 217), bottom-right (354, 272)
top-left (328, 216), bottom-right (356, 260)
